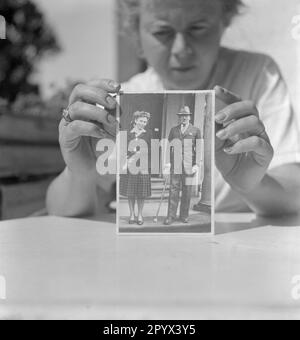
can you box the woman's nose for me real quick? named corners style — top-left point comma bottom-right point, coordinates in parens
top-left (171, 33), bottom-right (191, 59)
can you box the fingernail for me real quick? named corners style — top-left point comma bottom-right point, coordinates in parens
top-left (109, 81), bottom-right (120, 90)
top-left (216, 129), bottom-right (227, 140)
top-left (107, 114), bottom-right (117, 124)
top-left (224, 147), bottom-right (233, 153)
top-left (106, 95), bottom-right (116, 107)
top-left (96, 129), bottom-right (105, 138)
top-left (215, 111), bottom-right (227, 123)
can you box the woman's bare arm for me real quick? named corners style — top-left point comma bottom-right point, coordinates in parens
top-left (46, 167), bottom-right (99, 217)
top-left (240, 163), bottom-right (300, 216)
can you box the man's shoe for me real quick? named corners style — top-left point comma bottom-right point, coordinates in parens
top-left (164, 217), bottom-right (175, 225)
top-left (180, 217), bottom-right (189, 224)
top-left (193, 202), bottom-right (211, 214)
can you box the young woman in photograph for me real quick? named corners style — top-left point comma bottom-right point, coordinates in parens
top-left (119, 111), bottom-right (152, 225)
top-left (47, 0), bottom-right (300, 217)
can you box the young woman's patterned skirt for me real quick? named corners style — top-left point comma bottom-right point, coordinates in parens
top-left (119, 173), bottom-right (151, 199)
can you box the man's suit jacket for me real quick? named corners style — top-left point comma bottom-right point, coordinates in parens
top-left (168, 124), bottom-right (202, 175)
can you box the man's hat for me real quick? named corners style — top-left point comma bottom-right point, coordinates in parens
top-left (177, 106), bottom-right (192, 115)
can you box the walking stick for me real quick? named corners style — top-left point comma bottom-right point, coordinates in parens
top-left (153, 146), bottom-right (174, 223)
top-left (167, 146), bottom-right (174, 219)
top-left (153, 178), bottom-right (168, 223)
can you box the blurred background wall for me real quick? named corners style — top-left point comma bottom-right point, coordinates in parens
top-left (35, 0), bottom-right (117, 97)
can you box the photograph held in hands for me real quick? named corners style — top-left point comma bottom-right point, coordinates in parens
top-left (116, 91), bottom-right (215, 235)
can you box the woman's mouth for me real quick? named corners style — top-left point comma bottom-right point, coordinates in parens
top-left (171, 66), bottom-right (195, 73)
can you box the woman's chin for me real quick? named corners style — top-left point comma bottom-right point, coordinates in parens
top-left (165, 76), bottom-right (204, 91)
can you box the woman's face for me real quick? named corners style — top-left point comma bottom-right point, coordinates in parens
top-left (138, 0), bottom-right (225, 90)
top-left (135, 117), bottom-right (149, 130)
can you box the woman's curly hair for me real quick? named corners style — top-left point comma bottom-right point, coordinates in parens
top-left (133, 110), bottom-right (151, 121)
top-left (120, 0), bottom-right (244, 34)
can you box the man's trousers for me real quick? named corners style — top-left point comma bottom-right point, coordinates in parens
top-left (167, 174), bottom-right (193, 220)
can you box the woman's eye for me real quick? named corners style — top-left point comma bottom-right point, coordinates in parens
top-left (189, 26), bottom-right (208, 35)
top-left (153, 30), bottom-right (173, 39)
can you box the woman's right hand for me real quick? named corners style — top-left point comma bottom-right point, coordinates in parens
top-left (59, 79), bottom-right (120, 178)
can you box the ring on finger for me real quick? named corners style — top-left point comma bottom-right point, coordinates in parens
top-left (62, 106), bottom-right (73, 123)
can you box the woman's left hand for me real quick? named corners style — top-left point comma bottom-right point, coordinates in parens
top-left (214, 86), bottom-right (274, 194)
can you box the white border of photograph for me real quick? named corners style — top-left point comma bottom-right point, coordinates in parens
top-left (116, 90), bottom-right (215, 236)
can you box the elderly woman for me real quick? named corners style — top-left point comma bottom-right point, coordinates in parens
top-left (47, 0), bottom-right (300, 217)
top-left (120, 111), bottom-right (152, 225)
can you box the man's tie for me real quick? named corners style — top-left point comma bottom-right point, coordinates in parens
top-left (181, 124), bottom-right (188, 134)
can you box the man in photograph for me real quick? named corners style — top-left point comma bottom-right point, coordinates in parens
top-left (164, 106), bottom-right (202, 226)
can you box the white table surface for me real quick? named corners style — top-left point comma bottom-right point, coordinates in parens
top-left (0, 213), bottom-right (300, 320)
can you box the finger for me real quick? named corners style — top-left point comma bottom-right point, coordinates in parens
top-left (215, 100), bottom-right (259, 125)
top-left (68, 101), bottom-right (116, 125)
top-left (69, 84), bottom-right (117, 109)
top-left (88, 79), bottom-right (121, 117)
top-left (214, 86), bottom-right (242, 105)
top-left (87, 78), bottom-right (121, 92)
top-left (102, 121), bottom-right (118, 138)
top-left (216, 115), bottom-right (267, 141)
top-left (223, 135), bottom-right (274, 159)
top-left (60, 120), bottom-right (108, 143)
